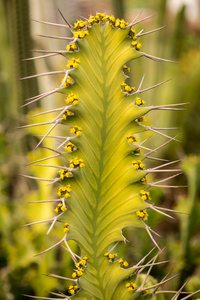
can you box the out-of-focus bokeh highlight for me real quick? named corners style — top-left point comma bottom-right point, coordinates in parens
top-left (0, 0), bottom-right (200, 299)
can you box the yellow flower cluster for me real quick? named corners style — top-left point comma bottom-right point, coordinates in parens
top-left (127, 135), bottom-right (138, 144)
top-left (67, 57), bottom-right (80, 69)
top-left (62, 75), bottom-right (72, 87)
top-left (69, 158), bottom-right (85, 168)
top-left (115, 18), bottom-right (128, 28)
top-left (125, 282), bottom-right (138, 292)
top-left (75, 257), bottom-right (88, 269)
top-left (59, 168), bottom-right (71, 180)
top-left (68, 284), bottom-right (79, 295)
top-left (65, 92), bottom-right (79, 106)
top-left (87, 13), bottom-right (129, 27)
top-left (104, 252), bottom-right (118, 262)
top-left (54, 202), bottom-right (67, 213)
top-left (129, 29), bottom-right (137, 41)
top-left (135, 97), bottom-right (146, 106)
top-left (70, 125), bottom-right (82, 136)
top-left (121, 81), bottom-right (135, 93)
top-left (72, 268), bottom-right (84, 278)
top-left (123, 64), bottom-right (130, 73)
top-left (64, 222), bottom-right (69, 233)
top-left (74, 19), bottom-right (87, 29)
top-left (140, 190), bottom-right (151, 201)
top-left (132, 41), bottom-right (142, 51)
top-left (73, 30), bottom-right (89, 39)
top-left (57, 185), bottom-right (72, 198)
top-left (62, 110), bottom-right (73, 120)
top-left (72, 256), bottom-right (88, 279)
top-left (66, 43), bottom-right (77, 52)
top-left (118, 258), bottom-right (129, 268)
top-left (88, 14), bottom-right (98, 25)
top-left (88, 13), bottom-right (108, 25)
top-left (136, 210), bottom-right (149, 221)
top-left (64, 141), bottom-right (76, 152)
top-left (103, 14), bottom-right (115, 25)
top-left (132, 160), bottom-right (145, 170)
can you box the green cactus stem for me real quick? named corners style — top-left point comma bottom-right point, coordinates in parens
top-left (20, 12), bottom-right (199, 300)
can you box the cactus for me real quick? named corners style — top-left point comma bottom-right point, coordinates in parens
top-left (20, 12), bottom-right (200, 300)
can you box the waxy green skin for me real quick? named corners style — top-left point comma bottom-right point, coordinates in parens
top-left (60, 22), bottom-right (151, 299)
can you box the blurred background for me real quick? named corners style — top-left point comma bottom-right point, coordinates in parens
top-left (0, 0), bottom-right (200, 299)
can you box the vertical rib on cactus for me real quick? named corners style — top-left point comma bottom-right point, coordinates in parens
top-left (59, 20), bottom-right (149, 299)
top-left (21, 12), bottom-right (196, 300)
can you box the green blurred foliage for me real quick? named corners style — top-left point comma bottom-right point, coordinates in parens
top-left (1, 0), bottom-right (200, 299)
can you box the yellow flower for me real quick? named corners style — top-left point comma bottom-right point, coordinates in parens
top-left (67, 57), bottom-right (80, 69)
top-left (129, 29), bottom-right (137, 40)
top-left (73, 30), bottom-right (89, 39)
top-left (64, 222), bottom-right (69, 233)
top-left (119, 258), bottom-right (129, 267)
top-left (69, 289), bottom-right (75, 295)
top-left (66, 43), bottom-right (77, 51)
top-left (70, 127), bottom-right (76, 134)
top-left (76, 130), bottom-right (82, 137)
top-left (61, 205), bottom-right (67, 212)
top-left (74, 20), bottom-right (87, 29)
top-left (73, 100), bottom-right (78, 106)
top-left (135, 97), bottom-right (146, 106)
top-left (88, 15), bottom-right (97, 25)
top-left (108, 253), bottom-right (117, 260)
top-left (140, 190), bottom-right (151, 201)
top-left (62, 75), bottom-right (72, 87)
top-left (65, 141), bottom-right (76, 152)
top-left (127, 135), bottom-right (138, 144)
top-left (132, 160), bottom-right (145, 170)
top-left (65, 92), bottom-right (79, 105)
top-left (115, 19), bottom-right (120, 27)
top-left (69, 158), bottom-right (85, 169)
top-left (96, 13), bottom-right (105, 20)
top-left (115, 18), bottom-right (128, 28)
top-left (126, 282), bottom-right (138, 292)
top-left (103, 15), bottom-right (115, 25)
top-left (62, 110), bottom-right (73, 120)
top-left (132, 41), bottom-right (142, 51)
top-left (54, 202), bottom-right (67, 213)
top-left (123, 64), bottom-right (130, 73)
top-left (122, 261), bottom-right (129, 267)
top-left (59, 169), bottom-right (71, 179)
top-left (57, 185), bottom-right (72, 198)
top-left (109, 15), bottom-right (115, 24)
top-left (136, 210), bottom-right (149, 221)
top-left (77, 270), bottom-right (83, 277)
top-left (121, 81), bottom-right (135, 93)
top-left (70, 125), bottom-right (82, 136)
top-left (65, 192), bottom-right (70, 198)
